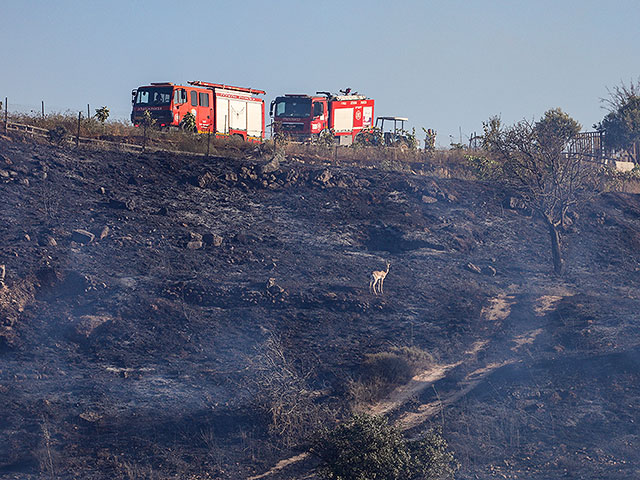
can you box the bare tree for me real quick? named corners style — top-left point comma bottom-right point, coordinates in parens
top-left (249, 334), bottom-right (322, 446)
top-left (483, 109), bottom-right (601, 275)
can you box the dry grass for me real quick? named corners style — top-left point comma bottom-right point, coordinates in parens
top-left (7, 111), bottom-right (483, 179)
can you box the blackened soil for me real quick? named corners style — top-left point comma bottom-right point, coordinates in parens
top-left (2, 134), bottom-right (640, 479)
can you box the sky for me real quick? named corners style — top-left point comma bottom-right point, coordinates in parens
top-left (2, 0), bottom-right (639, 147)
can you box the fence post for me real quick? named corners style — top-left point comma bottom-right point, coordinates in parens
top-left (42, 101), bottom-right (45, 118)
top-left (206, 130), bottom-right (211, 158)
top-left (4, 97), bottom-right (7, 133)
top-left (87, 104), bottom-right (90, 119)
top-left (76, 112), bottom-right (81, 148)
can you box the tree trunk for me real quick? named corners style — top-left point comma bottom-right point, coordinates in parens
top-left (546, 216), bottom-right (565, 275)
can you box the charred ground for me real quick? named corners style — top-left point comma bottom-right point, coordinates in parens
top-left (1, 133), bottom-right (640, 479)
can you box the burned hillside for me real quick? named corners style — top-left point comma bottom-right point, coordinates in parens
top-left (1, 133), bottom-right (640, 479)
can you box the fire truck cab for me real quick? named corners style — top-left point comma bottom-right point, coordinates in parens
top-left (271, 90), bottom-right (374, 145)
top-left (131, 81), bottom-right (265, 142)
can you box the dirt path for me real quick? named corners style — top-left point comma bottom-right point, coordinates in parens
top-left (369, 362), bottom-right (460, 416)
top-left (247, 453), bottom-right (310, 480)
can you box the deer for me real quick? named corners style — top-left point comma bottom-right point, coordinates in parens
top-left (369, 261), bottom-right (390, 295)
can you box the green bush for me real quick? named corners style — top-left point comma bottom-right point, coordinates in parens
top-left (180, 112), bottom-right (197, 132)
top-left (312, 413), bottom-right (458, 480)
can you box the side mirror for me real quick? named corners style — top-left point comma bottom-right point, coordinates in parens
top-left (131, 89), bottom-right (137, 105)
top-left (269, 100), bottom-right (275, 117)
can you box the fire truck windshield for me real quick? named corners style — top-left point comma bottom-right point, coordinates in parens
top-left (274, 98), bottom-right (311, 118)
top-left (134, 87), bottom-right (173, 106)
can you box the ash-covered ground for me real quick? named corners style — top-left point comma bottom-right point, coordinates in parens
top-left (2, 133), bottom-right (640, 479)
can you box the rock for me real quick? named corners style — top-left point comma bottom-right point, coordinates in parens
top-left (353, 178), bottom-right (371, 188)
top-left (240, 166), bottom-right (258, 181)
top-left (196, 171), bottom-right (217, 188)
top-left (504, 196), bottom-right (526, 210)
top-left (189, 232), bottom-right (203, 242)
top-left (98, 186), bottom-right (106, 195)
top-left (465, 262), bottom-right (482, 274)
top-left (38, 235), bottom-right (57, 247)
top-left (266, 277), bottom-right (285, 296)
top-left (24, 234), bottom-right (31, 242)
top-left (186, 241), bottom-right (203, 250)
top-left (98, 226), bottom-right (110, 240)
top-left (203, 233), bottom-right (223, 247)
top-left (72, 229), bottom-right (95, 244)
top-left (482, 265), bottom-right (497, 276)
top-left (315, 169), bottom-right (333, 186)
top-left (79, 411), bottom-right (103, 423)
top-left (225, 171), bottom-right (238, 182)
top-left (127, 175), bottom-right (142, 185)
top-left (422, 195), bottom-right (438, 204)
top-left (108, 198), bottom-right (134, 210)
top-left (284, 169), bottom-right (299, 184)
top-left (260, 156), bottom-right (281, 175)
top-left (0, 170), bottom-right (9, 179)
top-left (21, 178), bottom-right (29, 186)
top-left (69, 315), bottom-right (112, 340)
top-left (0, 265), bottom-right (4, 285)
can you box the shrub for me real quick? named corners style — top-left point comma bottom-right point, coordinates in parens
top-left (312, 413), bottom-right (458, 480)
top-left (47, 126), bottom-right (67, 145)
top-left (351, 346), bottom-right (434, 405)
top-left (362, 351), bottom-right (413, 385)
top-left (180, 112), bottom-right (197, 132)
top-left (362, 346), bottom-right (433, 386)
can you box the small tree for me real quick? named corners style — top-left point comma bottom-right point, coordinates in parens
top-left (483, 108), bottom-right (599, 275)
top-left (47, 126), bottom-right (67, 145)
top-left (596, 79), bottom-right (640, 162)
top-left (312, 413), bottom-right (458, 480)
top-left (180, 112), bottom-right (197, 132)
top-left (94, 106), bottom-right (110, 123)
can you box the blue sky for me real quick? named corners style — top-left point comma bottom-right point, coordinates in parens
top-left (2, 0), bottom-right (639, 146)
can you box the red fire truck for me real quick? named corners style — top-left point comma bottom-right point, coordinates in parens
top-left (131, 81), bottom-right (265, 142)
top-left (270, 90), bottom-right (375, 145)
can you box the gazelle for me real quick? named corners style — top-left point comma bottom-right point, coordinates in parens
top-left (369, 261), bottom-right (390, 295)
